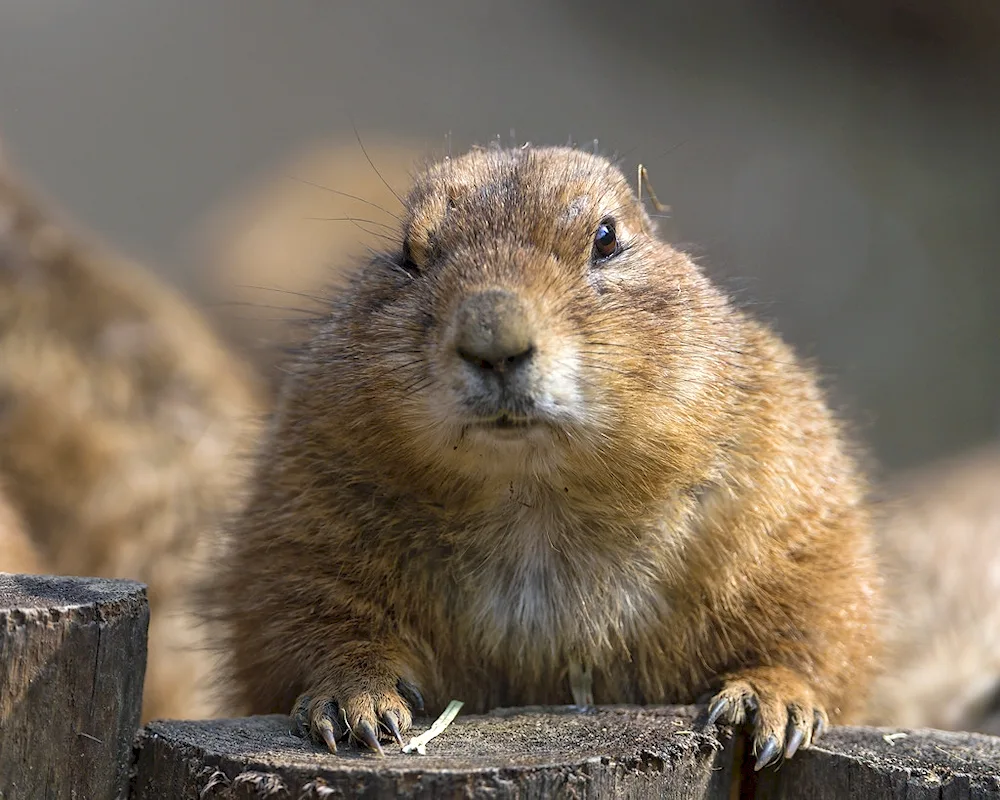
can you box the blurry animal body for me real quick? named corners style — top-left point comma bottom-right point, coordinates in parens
top-left (0, 153), bottom-right (263, 721)
top-left (869, 443), bottom-right (1000, 735)
top-left (0, 482), bottom-right (40, 575)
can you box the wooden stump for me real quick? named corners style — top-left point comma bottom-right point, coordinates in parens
top-left (131, 706), bottom-right (738, 799)
top-left (133, 708), bottom-right (1000, 799)
top-left (754, 725), bottom-right (1000, 799)
top-left (5, 573), bottom-right (1000, 799)
top-left (0, 573), bottom-right (148, 800)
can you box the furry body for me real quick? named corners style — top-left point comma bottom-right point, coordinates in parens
top-left (212, 146), bottom-right (880, 764)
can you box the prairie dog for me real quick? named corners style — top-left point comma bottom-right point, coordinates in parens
top-left (0, 153), bottom-right (263, 721)
top-left (211, 145), bottom-right (880, 769)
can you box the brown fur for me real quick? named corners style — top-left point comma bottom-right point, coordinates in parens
top-left (209, 146), bottom-right (880, 762)
top-left (0, 482), bottom-right (42, 574)
top-left (0, 156), bottom-right (263, 721)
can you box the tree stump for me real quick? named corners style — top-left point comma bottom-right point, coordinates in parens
top-left (6, 572), bottom-right (1000, 799)
top-left (131, 706), bottom-right (738, 799)
top-left (754, 725), bottom-right (1000, 799)
top-left (0, 573), bottom-right (148, 800)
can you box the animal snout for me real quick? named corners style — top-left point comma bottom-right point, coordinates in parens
top-left (455, 289), bottom-right (535, 374)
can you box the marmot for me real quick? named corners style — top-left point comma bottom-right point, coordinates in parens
top-left (0, 152), bottom-right (263, 721)
top-left (210, 145), bottom-right (880, 770)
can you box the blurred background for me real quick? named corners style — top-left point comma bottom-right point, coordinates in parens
top-left (0, 0), bottom-right (997, 477)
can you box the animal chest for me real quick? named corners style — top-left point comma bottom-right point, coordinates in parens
top-left (453, 505), bottom-right (661, 666)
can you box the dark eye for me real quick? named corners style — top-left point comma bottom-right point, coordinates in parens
top-left (592, 219), bottom-right (619, 260)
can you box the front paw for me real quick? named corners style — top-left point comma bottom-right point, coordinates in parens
top-left (706, 666), bottom-right (829, 771)
top-left (292, 677), bottom-right (420, 756)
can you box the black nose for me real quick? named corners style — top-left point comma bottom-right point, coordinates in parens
top-left (455, 289), bottom-right (535, 374)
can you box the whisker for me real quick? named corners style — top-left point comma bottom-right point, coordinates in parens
top-left (354, 125), bottom-right (405, 208)
top-left (210, 300), bottom-right (326, 316)
top-left (304, 216), bottom-right (400, 233)
top-left (232, 284), bottom-right (331, 305)
top-left (286, 176), bottom-right (404, 223)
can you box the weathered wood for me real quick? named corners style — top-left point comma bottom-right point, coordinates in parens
top-left (0, 573), bottom-right (148, 800)
top-left (755, 725), bottom-right (1000, 799)
top-left (6, 573), bottom-right (994, 800)
top-left (131, 706), bottom-right (738, 799)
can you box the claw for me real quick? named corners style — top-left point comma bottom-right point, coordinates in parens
top-left (707, 697), bottom-right (730, 725)
top-left (381, 711), bottom-right (404, 746)
top-left (754, 736), bottom-right (781, 771)
top-left (813, 711), bottom-right (827, 741)
top-left (785, 727), bottom-right (805, 759)
top-left (291, 695), bottom-right (311, 737)
top-left (397, 678), bottom-right (425, 713)
top-left (355, 719), bottom-right (385, 756)
top-left (316, 716), bottom-right (338, 754)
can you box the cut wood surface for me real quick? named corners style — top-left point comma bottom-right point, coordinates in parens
top-left (134, 708), bottom-right (1000, 799)
top-left (754, 725), bottom-right (1000, 799)
top-left (0, 573), bottom-right (148, 800)
top-left (131, 706), bottom-right (738, 799)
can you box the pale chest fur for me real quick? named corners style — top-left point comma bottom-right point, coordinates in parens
top-left (451, 494), bottom-right (671, 670)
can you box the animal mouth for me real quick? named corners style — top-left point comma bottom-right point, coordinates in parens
top-left (469, 413), bottom-right (541, 432)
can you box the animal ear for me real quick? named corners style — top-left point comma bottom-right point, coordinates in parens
top-left (398, 237), bottom-right (421, 278)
